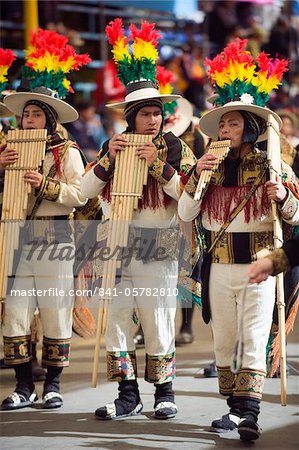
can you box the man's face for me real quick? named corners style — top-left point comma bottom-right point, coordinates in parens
top-left (218, 111), bottom-right (244, 148)
top-left (134, 106), bottom-right (163, 136)
top-left (22, 104), bottom-right (46, 130)
top-left (281, 117), bottom-right (294, 138)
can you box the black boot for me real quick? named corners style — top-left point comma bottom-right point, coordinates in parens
top-left (31, 342), bottom-right (46, 382)
top-left (154, 381), bottom-right (177, 419)
top-left (176, 306), bottom-right (194, 345)
top-left (1, 362), bottom-right (37, 410)
top-left (210, 395), bottom-right (241, 432)
top-left (95, 380), bottom-right (142, 420)
top-left (42, 366), bottom-right (63, 409)
top-left (238, 398), bottom-right (262, 441)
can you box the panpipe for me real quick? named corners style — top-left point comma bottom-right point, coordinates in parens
top-left (102, 133), bottom-right (152, 297)
top-left (194, 139), bottom-right (231, 201)
top-left (0, 129), bottom-right (47, 311)
top-left (92, 133), bottom-right (152, 387)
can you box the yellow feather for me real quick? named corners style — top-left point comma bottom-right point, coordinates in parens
top-left (159, 85), bottom-right (172, 95)
top-left (132, 39), bottom-right (158, 61)
top-left (113, 38), bottom-right (130, 62)
top-left (0, 66), bottom-right (9, 83)
top-left (62, 78), bottom-right (71, 90)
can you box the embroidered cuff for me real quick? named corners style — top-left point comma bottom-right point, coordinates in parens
top-left (145, 352), bottom-right (176, 383)
top-left (184, 170), bottom-right (199, 197)
top-left (3, 335), bottom-right (32, 365)
top-left (266, 248), bottom-right (291, 275)
top-left (279, 188), bottom-right (298, 220)
top-left (38, 176), bottom-right (61, 202)
top-left (107, 351), bottom-right (137, 382)
top-left (94, 153), bottom-right (115, 182)
top-left (234, 369), bottom-right (265, 401)
top-left (42, 336), bottom-right (71, 367)
top-left (149, 158), bottom-right (175, 185)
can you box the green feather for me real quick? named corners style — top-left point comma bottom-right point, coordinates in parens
top-left (22, 67), bottom-right (68, 98)
top-left (117, 56), bottom-right (156, 87)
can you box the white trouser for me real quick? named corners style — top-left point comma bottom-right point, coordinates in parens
top-left (3, 244), bottom-right (75, 339)
top-left (209, 263), bottom-right (276, 372)
top-left (105, 257), bottom-right (178, 356)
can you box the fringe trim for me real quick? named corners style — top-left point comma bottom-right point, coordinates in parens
top-left (269, 282), bottom-right (299, 377)
top-left (102, 174), bottom-right (172, 210)
top-left (201, 184), bottom-right (270, 224)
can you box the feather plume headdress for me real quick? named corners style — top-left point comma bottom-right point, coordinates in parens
top-left (200, 38), bottom-right (288, 141)
top-left (4, 28), bottom-right (91, 123)
top-left (105, 18), bottom-right (180, 109)
top-left (0, 48), bottom-right (16, 117)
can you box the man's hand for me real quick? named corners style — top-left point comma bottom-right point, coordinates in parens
top-left (108, 134), bottom-right (128, 161)
top-left (247, 258), bottom-right (274, 284)
top-left (136, 142), bottom-right (158, 167)
top-left (265, 177), bottom-right (287, 203)
top-left (0, 146), bottom-right (18, 171)
top-left (24, 170), bottom-right (43, 189)
top-left (195, 153), bottom-right (219, 177)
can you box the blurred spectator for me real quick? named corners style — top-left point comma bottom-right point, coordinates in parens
top-left (101, 108), bottom-right (126, 140)
top-left (179, 42), bottom-right (206, 114)
top-left (235, 1), bottom-right (268, 58)
top-left (277, 109), bottom-right (299, 177)
top-left (262, 15), bottom-right (298, 77)
top-left (65, 101), bottom-right (107, 162)
top-left (268, 84), bottom-right (291, 111)
top-left (203, 1), bottom-right (237, 57)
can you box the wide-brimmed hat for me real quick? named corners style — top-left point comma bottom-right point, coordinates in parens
top-left (106, 80), bottom-right (180, 109)
top-left (105, 19), bottom-right (180, 110)
top-left (0, 101), bottom-right (13, 118)
top-left (163, 97), bottom-right (194, 137)
top-left (4, 88), bottom-right (79, 123)
top-left (200, 38), bottom-right (288, 142)
top-left (200, 100), bottom-right (282, 142)
top-left (275, 109), bottom-right (298, 128)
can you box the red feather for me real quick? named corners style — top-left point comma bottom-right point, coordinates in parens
top-left (105, 18), bottom-right (126, 46)
top-left (0, 48), bottom-right (16, 67)
top-left (130, 20), bottom-right (161, 45)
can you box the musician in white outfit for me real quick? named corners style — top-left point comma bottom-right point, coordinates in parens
top-left (178, 40), bottom-right (299, 441)
top-left (0, 28), bottom-right (90, 410)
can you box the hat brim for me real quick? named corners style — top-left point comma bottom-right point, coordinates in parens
top-left (163, 97), bottom-right (193, 137)
top-left (199, 101), bottom-right (282, 142)
top-left (0, 102), bottom-right (14, 118)
top-left (4, 92), bottom-right (79, 123)
top-left (106, 92), bottom-right (181, 110)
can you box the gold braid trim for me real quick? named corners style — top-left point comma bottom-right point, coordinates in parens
top-left (184, 170), bottom-right (199, 197)
top-left (42, 177), bottom-right (61, 201)
top-left (149, 157), bottom-right (171, 184)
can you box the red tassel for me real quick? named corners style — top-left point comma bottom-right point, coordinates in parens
top-left (102, 175), bottom-right (171, 211)
top-left (51, 146), bottom-right (62, 175)
top-left (201, 184), bottom-right (271, 224)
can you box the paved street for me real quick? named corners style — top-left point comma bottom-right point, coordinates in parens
top-left (1, 309), bottom-right (298, 450)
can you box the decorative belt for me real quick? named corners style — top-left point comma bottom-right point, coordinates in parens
top-left (21, 215), bottom-right (73, 245)
top-left (208, 230), bottom-right (274, 264)
top-left (127, 226), bottom-right (180, 262)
